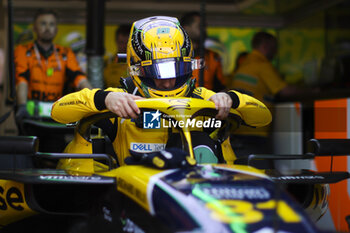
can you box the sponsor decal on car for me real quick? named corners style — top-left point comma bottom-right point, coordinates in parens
top-left (0, 186), bottom-right (24, 211)
top-left (200, 186), bottom-right (271, 200)
top-left (0, 181), bottom-right (38, 226)
top-left (192, 185), bottom-right (301, 226)
top-left (130, 143), bottom-right (165, 152)
top-left (39, 175), bottom-right (101, 181)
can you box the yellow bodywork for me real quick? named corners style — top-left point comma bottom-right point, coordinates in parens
top-left (56, 97), bottom-right (268, 212)
top-left (0, 180), bottom-right (36, 227)
top-left (100, 165), bottom-right (165, 212)
top-left (57, 129), bottom-right (95, 173)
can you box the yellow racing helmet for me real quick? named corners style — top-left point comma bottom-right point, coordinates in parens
top-left (127, 16), bottom-right (203, 98)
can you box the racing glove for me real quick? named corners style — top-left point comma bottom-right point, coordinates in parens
top-left (125, 148), bottom-right (196, 169)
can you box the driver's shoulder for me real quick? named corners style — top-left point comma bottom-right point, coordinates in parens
top-left (104, 87), bottom-right (128, 93)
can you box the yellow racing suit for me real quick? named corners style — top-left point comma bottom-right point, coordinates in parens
top-left (51, 84), bottom-right (271, 166)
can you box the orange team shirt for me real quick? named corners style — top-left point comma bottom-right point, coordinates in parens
top-left (15, 42), bottom-right (87, 102)
top-left (192, 50), bottom-right (227, 92)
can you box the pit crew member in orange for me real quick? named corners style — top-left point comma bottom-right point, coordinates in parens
top-left (15, 9), bottom-right (91, 120)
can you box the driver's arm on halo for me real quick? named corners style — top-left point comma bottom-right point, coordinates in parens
top-left (51, 87), bottom-right (142, 124)
top-left (104, 91), bottom-right (143, 119)
top-left (209, 90), bottom-right (272, 128)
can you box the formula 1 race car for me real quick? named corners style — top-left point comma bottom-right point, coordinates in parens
top-left (0, 98), bottom-right (349, 233)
